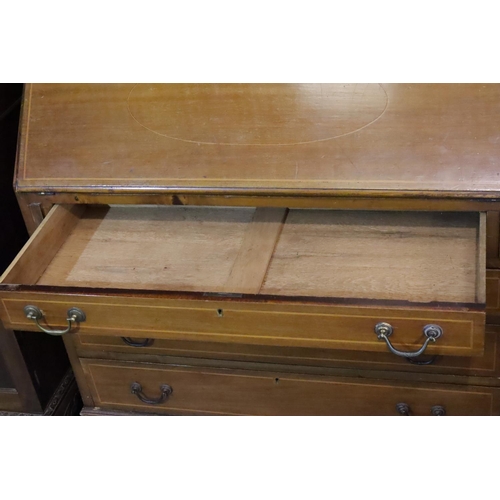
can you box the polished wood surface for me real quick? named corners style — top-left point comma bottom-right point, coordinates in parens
top-left (73, 325), bottom-right (500, 380)
top-left (7, 84), bottom-right (500, 416)
top-left (81, 359), bottom-right (500, 415)
top-left (16, 84), bottom-right (500, 198)
top-left (0, 291), bottom-right (485, 356)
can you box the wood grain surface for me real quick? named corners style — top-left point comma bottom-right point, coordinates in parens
top-left (262, 210), bottom-right (482, 303)
top-left (15, 84), bottom-right (500, 197)
top-left (39, 205), bottom-right (256, 292)
top-left (0, 291), bottom-right (485, 356)
top-left (28, 205), bottom-right (484, 304)
top-left (0, 203), bottom-right (487, 356)
top-left (0, 204), bottom-right (84, 285)
top-left (81, 359), bottom-right (499, 415)
top-left (72, 325), bottom-right (500, 379)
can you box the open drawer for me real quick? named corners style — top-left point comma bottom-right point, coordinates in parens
top-left (0, 204), bottom-right (486, 358)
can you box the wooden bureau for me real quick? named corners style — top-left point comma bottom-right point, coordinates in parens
top-left (3, 83), bottom-right (500, 415)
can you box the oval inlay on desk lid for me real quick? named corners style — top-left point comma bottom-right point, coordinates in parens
top-left (127, 83), bottom-right (388, 146)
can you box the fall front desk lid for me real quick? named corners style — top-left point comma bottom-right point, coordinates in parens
top-left (15, 83), bottom-right (500, 198)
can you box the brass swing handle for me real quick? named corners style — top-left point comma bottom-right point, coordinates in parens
top-left (130, 382), bottom-right (173, 405)
top-left (24, 305), bottom-right (86, 336)
top-left (375, 322), bottom-right (443, 358)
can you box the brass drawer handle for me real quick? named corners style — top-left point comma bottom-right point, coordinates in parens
top-left (430, 405), bottom-right (446, 416)
top-left (121, 337), bottom-right (154, 347)
top-left (23, 305), bottom-right (86, 336)
top-left (397, 403), bottom-right (447, 416)
top-left (375, 323), bottom-right (443, 358)
top-left (406, 355), bottom-right (439, 366)
top-left (396, 403), bottom-right (410, 415)
top-left (130, 382), bottom-right (173, 405)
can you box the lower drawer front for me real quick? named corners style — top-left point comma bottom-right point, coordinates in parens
top-left (74, 326), bottom-right (500, 377)
top-left (81, 360), bottom-right (498, 415)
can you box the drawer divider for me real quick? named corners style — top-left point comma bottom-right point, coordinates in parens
top-left (221, 207), bottom-right (288, 294)
top-left (477, 212), bottom-right (487, 303)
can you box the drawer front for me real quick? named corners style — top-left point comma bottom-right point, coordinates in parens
top-left (487, 269), bottom-right (500, 324)
top-left (74, 326), bottom-right (500, 378)
top-left (81, 360), bottom-right (498, 415)
top-left (0, 291), bottom-right (485, 356)
top-left (0, 204), bottom-right (488, 357)
top-left (486, 212), bottom-right (500, 269)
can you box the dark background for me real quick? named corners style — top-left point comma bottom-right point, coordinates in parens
top-left (0, 83), bottom-right (72, 409)
top-left (0, 83), bottom-right (26, 271)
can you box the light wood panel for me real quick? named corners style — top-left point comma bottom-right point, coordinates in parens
top-left (221, 208), bottom-right (288, 293)
top-left (0, 204), bottom-right (85, 285)
top-left (262, 210), bottom-right (481, 303)
top-left (29, 207), bottom-right (484, 304)
top-left (39, 206), bottom-right (256, 292)
top-left (16, 84), bottom-right (500, 197)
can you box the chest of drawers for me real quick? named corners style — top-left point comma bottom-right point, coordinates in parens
top-left (3, 83), bottom-right (500, 415)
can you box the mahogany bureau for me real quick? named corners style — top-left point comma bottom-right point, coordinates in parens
top-left (2, 84), bottom-right (500, 416)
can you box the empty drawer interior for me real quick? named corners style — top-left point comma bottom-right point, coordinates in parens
top-left (1, 205), bottom-right (486, 306)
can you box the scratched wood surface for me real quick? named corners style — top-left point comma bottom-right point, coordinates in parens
top-left (39, 205), bottom-right (257, 292)
top-left (261, 210), bottom-right (482, 303)
top-left (16, 84), bottom-right (500, 196)
top-left (32, 205), bottom-right (483, 304)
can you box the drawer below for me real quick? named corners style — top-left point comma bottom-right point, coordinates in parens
top-left (74, 325), bottom-right (500, 378)
top-left (81, 360), bottom-right (500, 415)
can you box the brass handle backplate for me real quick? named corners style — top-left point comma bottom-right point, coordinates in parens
top-left (23, 305), bottom-right (86, 336)
top-left (375, 322), bottom-right (443, 358)
top-left (396, 403), bottom-right (410, 415)
top-left (430, 405), bottom-right (446, 416)
top-left (130, 382), bottom-right (172, 405)
top-left (396, 403), bottom-right (447, 416)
